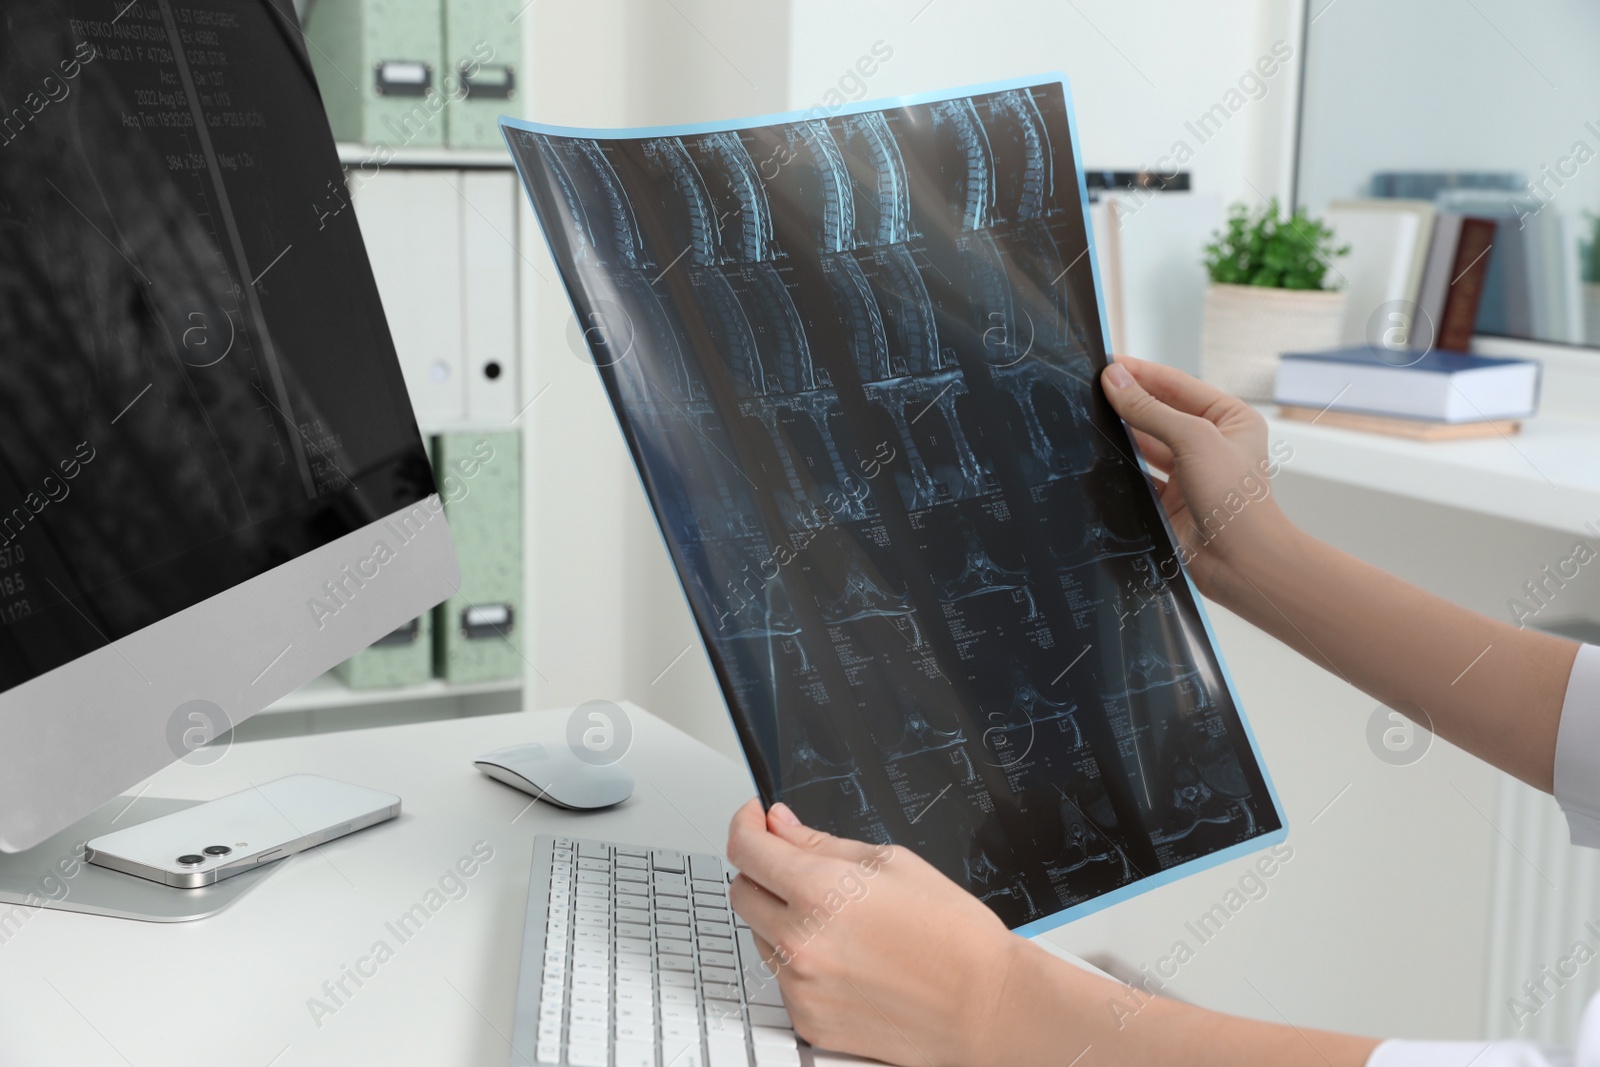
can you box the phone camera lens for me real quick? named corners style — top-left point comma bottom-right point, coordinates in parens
top-left (177, 854), bottom-right (206, 867)
top-left (203, 845), bottom-right (232, 857)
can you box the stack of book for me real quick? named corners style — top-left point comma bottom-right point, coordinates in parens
top-left (1274, 347), bottom-right (1540, 440)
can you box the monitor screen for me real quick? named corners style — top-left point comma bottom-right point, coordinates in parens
top-left (0, 1), bottom-right (432, 696)
top-left (505, 78), bottom-right (1285, 932)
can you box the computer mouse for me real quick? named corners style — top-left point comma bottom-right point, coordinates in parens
top-left (473, 742), bottom-right (635, 810)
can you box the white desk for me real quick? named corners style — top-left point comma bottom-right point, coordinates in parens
top-left (0, 705), bottom-right (1093, 1066)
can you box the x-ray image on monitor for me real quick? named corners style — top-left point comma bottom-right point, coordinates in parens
top-left (504, 76), bottom-right (1285, 934)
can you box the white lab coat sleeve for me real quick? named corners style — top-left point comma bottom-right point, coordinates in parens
top-left (1555, 644), bottom-right (1600, 847)
top-left (1367, 644), bottom-right (1600, 1067)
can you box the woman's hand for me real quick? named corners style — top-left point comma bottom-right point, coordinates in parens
top-left (725, 799), bottom-right (1019, 1067)
top-left (1099, 356), bottom-right (1296, 605)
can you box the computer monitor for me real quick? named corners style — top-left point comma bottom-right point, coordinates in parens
top-left (0, 0), bottom-right (457, 853)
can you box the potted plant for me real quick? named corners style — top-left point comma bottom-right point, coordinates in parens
top-left (1200, 199), bottom-right (1349, 401)
top-left (1583, 215), bottom-right (1600, 346)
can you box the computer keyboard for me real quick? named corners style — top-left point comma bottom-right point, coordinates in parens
top-left (510, 834), bottom-right (810, 1067)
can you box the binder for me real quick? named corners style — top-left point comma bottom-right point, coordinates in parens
top-left (459, 171), bottom-right (521, 423)
top-left (433, 431), bottom-right (523, 683)
top-left (304, 0), bottom-right (447, 149)
top-left (349, 169), bottom-right (467, 427)
top-left (444, 0), bottom-right (524, 150)
top-left (333, 613), bottom-right (433, 689)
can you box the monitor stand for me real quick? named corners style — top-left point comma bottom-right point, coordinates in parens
top-left (0, 795), bottom-right (279, 923)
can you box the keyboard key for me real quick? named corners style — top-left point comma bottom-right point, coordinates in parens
top-left (703, 998), bottom-right (743, 1024)
top-left (753, 1047), bottom-right (799, 1067)
top-left (615, 1041), bottom-right (656, 1067)
top-left (703, 980), bottom-right (742, 1002)
top-left (701, 950), bottom-right (738, 970)
top-left (693, 878), bottom-right (726, 896)
top-left (689, 854), bottom-right (722, 880)
top-left (617, 867), bottom-right (650, 883)
top-left (655, 873), bottom-right (689, 895)
top-left (705, 1011), bottom-right (746, 1037)
top-left (617, 922), bottom-right (652, 941)
top-left (660, 986), bottom-right (697, 1006)
top-left (577, 841), bottom-right (609, 859)
top-left (535, 1039), bottom-right (561, 1063)
top-left (702, 965), bottom-right (740, 986)
top-left (616, 854), bottom-right (648, 869)
top-left (618, 892), bottom-right (650, 911)
top-left (577, 870), bottom-right (610, 885)
top-left (751, 1026), bottom-right (796, 1049)
top-left (651, 849), bottom-right (687, 873)
top-left (615, 906), bottom-right (649, 924)
top-left (658, 938), bottom-right (693, 957)
top-left (657, 909), bottom-right (690, 926)
top-left (617, 936), bottom-right (652, 955)
top-left (661, 1002), bottom-right (699, 1025)
top-left (659, 953), bottom-right (695, 971)
top-left (695, 906), bottom-right (729, 924)
top-left (695, 892), bottom-right (727, 910)
top-left (742, 976), bottom-right (784, 1008)
top-left (659, 969), bottom-right (697, 988)
top-left (707, 1032), bottom-right (751, 1067)
top-left (577, 857), bottom-right (610, 872)
top-left (616, 845), bottom-right (648, 858)
top-left (658, 924), bottom-right (692, 941)
top-left (662, 1030), bottom-right (700, 1062)
top-left (570, 1016), bottom-right (609, 1038)
top-left (616, 989), bottom-right (654, 1010)
top-left (568, 1043), bottom-right (609, 1067)
top-left (656, 894), bottom-right (690, 912)
top-left (698, 934), bottom-right (734, 954)
top-left (615, 1001), bottom-right (654, 1026)
top-left (746, 1005), bottom-right (792, 1029)
top-left (699, 920), bottom-right (733, 938)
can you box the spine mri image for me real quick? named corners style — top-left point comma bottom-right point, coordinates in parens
top-left (508, 81), bottom-right (1283, 931)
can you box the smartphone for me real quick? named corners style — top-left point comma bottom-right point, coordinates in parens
top-left (85, 774), bottom-right (400, 888)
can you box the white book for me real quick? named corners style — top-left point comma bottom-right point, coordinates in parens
top-left (1274, 347), bottom-right (1541, 423)
top-left (1325, 204), bottom-right (1425, 347)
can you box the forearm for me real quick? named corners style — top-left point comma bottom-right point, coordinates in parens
top-left (978, 940), bottom-right (1379, 1067)
top-left (1212, 524), bottom-right (1578, 792)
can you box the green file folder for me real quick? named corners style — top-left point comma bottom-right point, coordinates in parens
top-left (305, 0), bottom-right (447, 148)
top-left (443, 0), bottom-right (524, 150)
top-left (433, 430), bottom-right (523, 683)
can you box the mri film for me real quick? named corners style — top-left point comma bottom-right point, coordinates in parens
top-left (505, 79), bottom-right (1285, 932)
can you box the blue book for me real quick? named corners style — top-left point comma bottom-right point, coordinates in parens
top-left (1274, 346), bottom-right (1541, 423)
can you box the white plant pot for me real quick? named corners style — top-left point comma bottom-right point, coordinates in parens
top-left (1200, 283), bottom-right (1348, 402)
top-left (1584, 283), bottom-right (1600, 347)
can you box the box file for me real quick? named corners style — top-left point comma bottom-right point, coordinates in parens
top-left (333, 613), bottom-right (434, 689)
top-left (433, 431), bottom-right (523, 683)
top-left (305, 0), bottom-right (447, 148)
top-left (444, 0), bottom-right (524, 150)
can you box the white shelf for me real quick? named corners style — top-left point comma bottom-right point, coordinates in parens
top-left (1260, 407), bottom-right (1600, 537)
top-left (335, 142), bottom-right (513, 169)
top-left (261, 672), bottom-right (523, 715)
